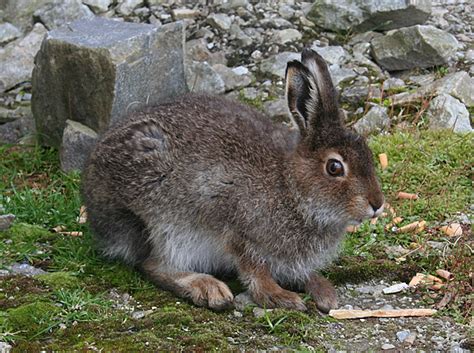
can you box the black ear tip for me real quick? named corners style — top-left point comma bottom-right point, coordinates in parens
top-left (301, 48), bottom-right (326, 65)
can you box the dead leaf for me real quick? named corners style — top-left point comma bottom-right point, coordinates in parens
top-left (435, 269), bottom-right (453, 281)
top-left (440, 223), bottom-right (462, 237)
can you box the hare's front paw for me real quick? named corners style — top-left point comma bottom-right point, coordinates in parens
top-left (252, 287), bottom-right (307, 311)
top-left (306, 273), bottom-right (338, 313)
top-left (177, 273), bottom-right (234, 310)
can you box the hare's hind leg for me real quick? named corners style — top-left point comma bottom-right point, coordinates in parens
top-left (142, 258), bottom-right (234, 310)
top-left (87, 206), bottom-right (151, 265)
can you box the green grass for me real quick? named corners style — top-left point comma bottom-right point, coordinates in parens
top-left (0, 129), bottom-right (472, 349)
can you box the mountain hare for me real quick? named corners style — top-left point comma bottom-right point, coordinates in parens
top-left (81, 49), bottom-right (384, 313)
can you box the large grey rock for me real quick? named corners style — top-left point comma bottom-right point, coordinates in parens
top-left (207, 13), bottom-right (232, 31)
top-left (0, 22), bottom-right (22, 45)
top-left (353, 105), bottom-right (390, 135)
top-left (307, 0), bottom-right (431, 32)
top-left (329, 65), bottom-right (357, 86)
top-left (425, 94), bottom-right (472, 133)
top-left (33, 0), bottom-right (94, 30)
top-left (371, 25), bottom-right (459, 71)
top-left (0, 23), bottom-right (47, 93)
top-left (186, 61), bottom-right (225, 94)
top-left (117, 0), bottom-right (144, 16)
top-left (260, 52), bottom-right (300, 78)
top-left (32, 17), bottom-right (187, 147)
top-left (311, 45), bottom-right (349, 65)
top-left (392, 71), bottom-right (474, 108)
top-left (60, 120), bottom-right (99, 172)
top-left (0, 117), bottom-right (36, 144)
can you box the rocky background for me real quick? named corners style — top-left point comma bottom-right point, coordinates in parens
top-left (0, 0), bottom-right (473, 163)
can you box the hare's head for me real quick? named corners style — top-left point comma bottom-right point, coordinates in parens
top-left (285, 49), bottom-right (384, 227)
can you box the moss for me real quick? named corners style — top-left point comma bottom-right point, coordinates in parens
top-left (36, 272), bottom-right (80, 290)
top-left (152, 306), bottom-right (193, 326)
top-left (7, 301), bottom-right (60, 337)
top-left (0, 223), bottom-right (55, 242)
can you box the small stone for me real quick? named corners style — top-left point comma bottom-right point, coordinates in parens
top-left (383, 78), bottom-right (405, 91)
top-left (117, 0), bottom-right (144, 16)
top-left (233, 291), bottom-right (255, 311)
top-left (132, 310), bottom-right (152, 319)
top-left (207, 13), bottom-right (232, 31)
top-left (82, 0), bottom-right (112, 13)
top-left (383, 283), bottom-right (409, 294)
top-left (0, 23), bottom-right (47, 93)
top-left (311, 45), bottom-right (348, 65)
top-left (171, 8), bottom-right (200, 20)
top-left (263, 99), bottom-right (289, 122)
top-left (33, 0), bottom-right (95, 30)
top-left (328, 64), bottom-right (357, 86)
top-left (353, 105), bottom-right (390, 135)
top-left (381, 343), bottom-right (396, 350)
top-left (232, 66), bottom-right (249, 76)
top-left (251, 50), bottom-right (263, 60)
top-left (271, 29), bottom-right (302, 45)
top-left (9, 263), bottom-right (47, 276)
top-left (253, 307), bottom-right (273, 318)
top-left (0, 342), bottom-right (12, 353)
top-left (0, 117), bottom-right (36, 144)
top-left (186, 61), bottom-right (225, 94)
top-left (425, 94), bottom-right (472, 133)
top-left (405, 333), bottom-right (416, 344)
top-left (233, 310), bottom-right (243, 318)
top-left (212, 64), bottom-right (251, 92)
top-left (60, 120), bottom-right (99, 172)
top-left (260, 52), bottom-right (300, 78)
top-left (0, 22), bottom-right (22, 45)
top-left (0, 214), bottom-right (16, 231)
top-left (396, 330), bottom-right (411, 342)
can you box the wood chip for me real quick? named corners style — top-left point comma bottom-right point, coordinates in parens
top-left (328, 308), bottom-right (436, 320)
top-left (379, 153), bottom-right (388, 170)
top-left (397, 192), bottom-right (419, 200)
top-left (370, 217), bottom-right (378, 225)
top-left (435, 291), bottom-right (454, 310)
top-left (77, 206), bottom-right (87, 224)
top-left (409, 273), bottom-right (443, 287)
top-left (385, 217), bottom-right (404, 230)
top-left (440, 223), bottom-right (463, 237)
top-left (384, 203), bottom-right (396, 217)
top-left (59, 231), bottom-right (83, 237)
top-left (435, 269), bottom-right (452, 281)
top-left (346, 225), bottom-right (359, 233)
top-left (430, 283), bottom-right (444, 291)
top-left (52, 225), bottom-right (67, 233)
top-left (397, 220), bottom-right (426, 233)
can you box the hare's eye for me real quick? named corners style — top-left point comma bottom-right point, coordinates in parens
top-left (326, 159), bottom-right (344, 177)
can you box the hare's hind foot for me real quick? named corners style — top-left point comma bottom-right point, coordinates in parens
top-left (305, 273), bottom-right (338, 313)
top-left (142, 258), bottom-right (234, 310)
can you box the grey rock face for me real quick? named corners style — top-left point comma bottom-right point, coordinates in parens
top-left (33, 0), bottom-right (94, 30)
top-left (311, 45), bottom-right (349, 65)
top-left (425, 94), bottom-right (472, 133)
top-left (0, 23), bottom-right (47, 93)
top-left (392, 71), bottom-right (474, 108)
top-left (260, 52), bottom-right (300, 78)
top-left (0, 23), bottom-right (22, 45)
top-left (263, 99), bottom-right (290, 123)
top-left (0, 214), bottom-right (15, 231)
top-left (371, 25), bottom-right (459, 71)
top-left (32, 17), bottom-right (187, 147)
top-left (8, 263), bottom-right (47, 276)
top-left (117, 0), bottom-right (144, 16)
top-left (307, 0), bottom-right (431, 32)
top-left (353, 105), bottom-right (390, 135)
top-left (186, 61), bottom-right (225, 94)
top-left (0, 0), bottom-right (52, 32)
top-left (60, 120), bottom-right (99, 172)
top-left (0, 105), bottom-right (32, 123)
top-left (329, 65), bottom-right (357, 86)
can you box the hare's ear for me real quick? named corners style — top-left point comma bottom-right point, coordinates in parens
top-left (286, 49), bottom-right (343, 144)
top-left (285, 60), bottom-right (313, 137)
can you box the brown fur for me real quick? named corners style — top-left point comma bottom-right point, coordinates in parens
top-left (81, 49), bottom-right (384, 313)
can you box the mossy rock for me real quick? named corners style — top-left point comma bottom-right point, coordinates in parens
top-left (0, 222), bottom-right (54, 242)
top-left (36, 271), bottom-right (80, 290)
top-left (7, 301), bottom-right (60, 337)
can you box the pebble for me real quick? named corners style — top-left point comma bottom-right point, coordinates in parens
top-left (252, 307), bottom-right (273, 318)
top-left (381, 343), bottom-right (395, 350)
top-left (383, 283), bottom-right (409, 294)
top-left (396, 330), bottom-right (411, 342)
top-left (0, 214), bottom-right (15, 231)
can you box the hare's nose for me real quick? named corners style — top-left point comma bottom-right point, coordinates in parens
top-left (370, 202), bottom-right (384, 217)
